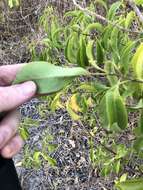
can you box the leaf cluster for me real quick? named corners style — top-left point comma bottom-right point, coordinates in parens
top-left (20, 1), bottom-right (143, 189)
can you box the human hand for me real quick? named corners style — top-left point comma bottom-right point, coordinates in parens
top-left (0, 64), bottom-right (36, 158)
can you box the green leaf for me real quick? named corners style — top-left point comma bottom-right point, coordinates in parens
top-left (98, 93), bottom-right (110, 129)
top-left (42, 154), bottom-right (57, 167)
top-left (8, 0), bottom-right (19, 8)
top-left (130, 99), bottom-right (143, 110)
top-left (78, 83), bottom-right (97, 93)
top-left (19, 128), bottom-right (29, 141)
top-left (115, 160), bottom-right (121, 174)
top-left (33, 152), bottom-right (41, 162)
top-left (132, 43), bottom-right (143, 93)
top-left (104, 61), bottom-right (118, 86)
top-left (78, 36), bottom-right (89, 67)
top-left (78, 81), bottom-right (108, 93)
top-left (50, 92), bottom-right (63, 111)
top-left (134, 136), bottom-right (143, 152)
top-left (115, 179), bottom-right (143, 190)
top-left (95, 0), bottom-right (107, 11)
top-left (138, 109), bottom-right (143, 134)
top-left (110, 27), bottom-right (120, 61)
top-left (114, 88), bottom-right (128, 130)
top-left (84, 23), bottom-right (103, 35)
top-left (99, 87), bottom-right (128, 130)
top-left (33, 151), bottom-right (57, 167)
top-left (135, 0), bottom-right (143, 5)
top-left (86, 40), bottom-right (95, 62)
top-left (120, 41), bottom-right (135, 74)
top-left (119, 173), bottom-right (128, 183)
top-left (47, 144), bottom-right (58, 153)
top-left (125, 11), bottom-right (135, 29)
top-left (51, 28), bottom-right (64, 49)
top-left (66, 33), bottom-right (79, 64)
top-left (132, 43), bottom-right (143, 80)
top-left (96, 40), bottom-right (104, 65)
top-left (115, 144), bottom-right (128, 159)
top-left (14, 62), bottom-right (89, 94)
top-left (102, 25), bottom-right (113, 50)
top-left (107, 2), bottom-right (121, 20)
top-left (64, 10), bottom-right (83, 18)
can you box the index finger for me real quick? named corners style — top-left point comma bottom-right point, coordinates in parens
top-left (0, 64), bottom-right (25, 86)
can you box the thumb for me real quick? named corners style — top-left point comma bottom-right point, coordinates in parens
top-left (0, 81), bottom-right (37, 112)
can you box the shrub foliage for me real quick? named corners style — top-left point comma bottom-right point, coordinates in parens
top-left (12, 1), bottom-right (143, 189)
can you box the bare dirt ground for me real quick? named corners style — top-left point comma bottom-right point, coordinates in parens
top-left (15, 99), bottom-right (114, 190)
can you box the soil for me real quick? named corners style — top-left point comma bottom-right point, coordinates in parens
top-left (13, 97), bottom-right (142, 190)
top-left (15, 99), bottom-right (114, 190)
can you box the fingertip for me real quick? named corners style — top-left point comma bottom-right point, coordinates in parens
top-left (1, 136), bottom-right (24, 158)
top-left (0, 81), bottom-right (37, 112)
top-left (19, 81), bottom-right (37, 96)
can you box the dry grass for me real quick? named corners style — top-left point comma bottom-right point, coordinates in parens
top-left (0, 0), bottom-right (88, 65)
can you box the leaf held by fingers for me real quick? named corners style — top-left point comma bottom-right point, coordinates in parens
top-left (13, 62), bottom-right (89, 94)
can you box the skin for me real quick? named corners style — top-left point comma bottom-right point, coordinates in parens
top-left (0, 64), bottom-right (37, 158)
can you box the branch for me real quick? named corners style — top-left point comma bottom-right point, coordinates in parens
top-left (79, 121), bottom-right (117, 155)
top-left (72, 0), bottom-right (141, 35)
top-left (72, 0), bottom-right (107, 23)
top-left (128, 0), bottom-right (143, 24)
top-left (89, 71), bottom-right (143, 84)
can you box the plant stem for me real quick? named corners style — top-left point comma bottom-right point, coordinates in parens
top-left (127, 0), bottom-right (143, 24)
top-left (79, 121), bottom-right (117, 155)
top-left (89, 72), bottom-right (143, 84)
top-left (72, 0), bottom-right (141, 35)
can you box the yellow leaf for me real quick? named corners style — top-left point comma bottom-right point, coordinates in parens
top-left (132, 43), bottom-right (143, 91)
top-left (70, 94), bottom-right (81, 112)
top-left (51, 92), bottom-right (64, 111)
top-left (66, 99), bottom-right (80, 121)
top-left (87, 97), bottom-right (93, 107)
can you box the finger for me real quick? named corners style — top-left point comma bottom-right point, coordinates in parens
top-left (0, 64), bottom-right (25, 86)
top-left (1, 135), bottom-right (23, 158)
top-left (0, 81), bottom-right (36, 112)
top-left (0, 111), bottom-right (20, 149)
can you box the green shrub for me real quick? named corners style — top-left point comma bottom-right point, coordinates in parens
top-left (26, 1), bottom-right (143, 189)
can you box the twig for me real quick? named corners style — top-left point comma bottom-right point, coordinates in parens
top-left (72, 0), bottom-right (141, 34)
top-left (89, 71), bottom-right (143, 84)
top-left (79, 121), bottom-right (117, 155)
top-left (71, 28), bottom-right (92, 37)
top-left (128, 0), bottom-right (143, 24)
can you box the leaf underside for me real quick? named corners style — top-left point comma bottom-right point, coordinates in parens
top-left (13, 62), bottom-right (89, 94)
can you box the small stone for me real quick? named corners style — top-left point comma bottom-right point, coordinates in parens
top-left (69, 140), bottom-right (76, 148)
